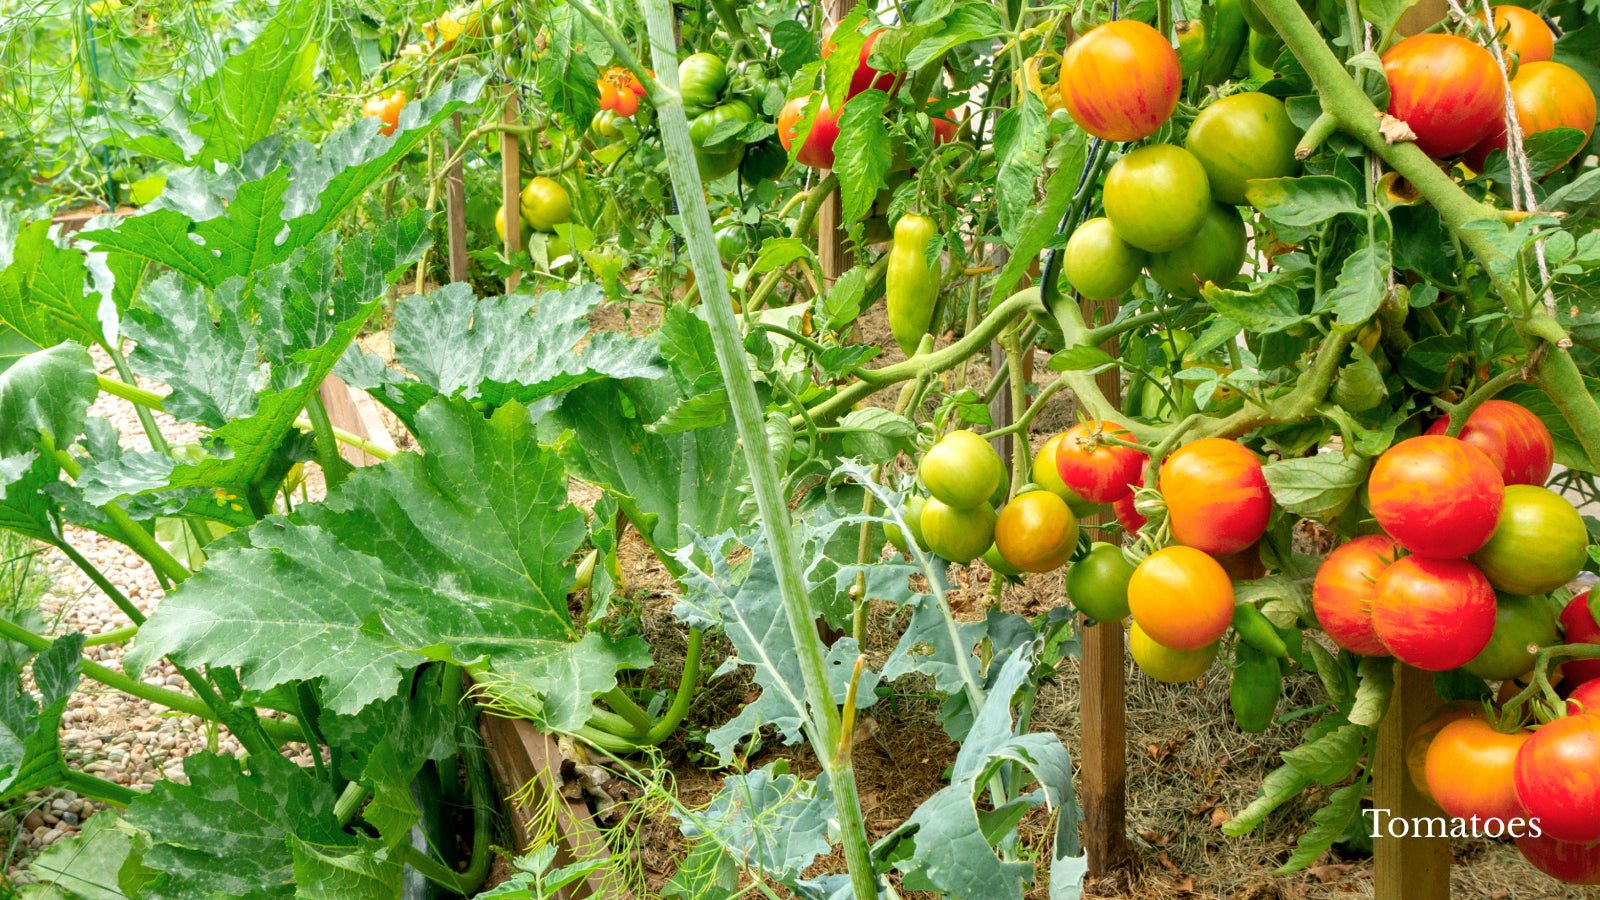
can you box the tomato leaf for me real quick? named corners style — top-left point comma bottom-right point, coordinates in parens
top-left (1349, 657), bottom-right (1395, 727)
top-left (1223, 761), bottom-right (1315, 836)
top-left (834, 90), bottom-right (893, 225)
top-left (837, 407), bottom-right (918, 463)
top-left (1274, 775), bottom-right (1369, 875)
top-left (991, 133), bottom-right (1085, 302)
top-left (1246, 175), bottom-right (1363, 227)
top-left (1048, 344), bottom-right (1117, 372)
top-left (1281, 722), bottom-right (1366, 785)
top-left (1203, 283), bottom-right (1308, 334)
top-left (1359, 0), bottom-right (1420, 40)
top-left (771, 21), bottom-right (819, 75)
top-left (993, 94), bottom-right (1048, 247)
top-left (1324, 235), bottom-right (1392, 326)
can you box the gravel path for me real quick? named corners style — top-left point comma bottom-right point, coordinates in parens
top-left (4, 347), bottom-right (320, 886)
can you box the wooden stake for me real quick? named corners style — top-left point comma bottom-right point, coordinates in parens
top-left (1078, 295), bottom-right (1129, 877)
top-left (1374, 664), bottom-right (1451, 900)
top-left (445, 112), bottom-right (469, 284)
top-left (818, 0), bottom-right (853, 286)
top-left (501, 87), bottom-right (523, 293)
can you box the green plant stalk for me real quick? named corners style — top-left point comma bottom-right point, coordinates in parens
top-left (642, 627), bottom-right (704, 744)
top-left (1000, 326), bottom-right (1031, 495)
top-left (62, 769), bottom-right (138, 808)
top-left (1441, 366), bottom-right (1529, 436)
top-left (800, 288), bottom-right (1040, 425)
top-left (1252, 0), bottom-right (1600, 468)
top-left (106, 347), bottom-right (172, 458)
top-left (303, 393), bottom-right (350, 491)
top-left (83, 624), bottom-right (137, 646)
top-left (42, 436), bottom-right (190, 585)
top-left (599, 686), bottom-right (657, 734)
top-left (53, 538), bottom-right (144, 625)
top-left (0, 616), bottom-right (300, 744)
top-left (617, 1), bottom-right (880, 893)
top-left (334, 781), bottom-right (370, 826)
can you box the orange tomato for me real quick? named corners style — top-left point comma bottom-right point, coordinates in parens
top-left (1128, 545), bottom-right (1234, 651)
top-left (1158, 438), bottom-right (1271, 555)
top-left (1060, 20), bottom-right (1180, 142)
top-left (362, 89), bottom-right (407, 136)
top-left (1476, 5), bottom-right (1554, 67)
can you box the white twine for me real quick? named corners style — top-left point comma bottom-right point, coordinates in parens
top-left (1442, 0), bottom-right (1561, 320)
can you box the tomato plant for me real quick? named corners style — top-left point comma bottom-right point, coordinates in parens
top-left (777, 93), bottom-right (840, 169)
top-left (1102, 143), bottom-right (1213, 252)
top-left (1146, 202), bottom-right (1249, 299)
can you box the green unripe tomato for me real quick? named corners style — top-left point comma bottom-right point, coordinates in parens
top-left (1063, 217), bottom-right (1147, 301)
top-left (919, 430), bottom-right (1005, 510)
top-left (1065, 542), bottom-right (1137, 622)
top-left (1033, 434), bottom-right (1104, 518)
top-left (1185, 91), bottom-right (1302, 205)
top-left (1469, 485), bottom-right (1589, 595)
top-left (1462, 592), bottom-right (1560, 681)
top-left (1102, 144), bottom-right (1212, 252)
top-left (1146, 203), bottom-right (1248, 299)
top-left (678, 52), bottom-right (729, 109)
top-left (920, 496), bottom-right (998, 564)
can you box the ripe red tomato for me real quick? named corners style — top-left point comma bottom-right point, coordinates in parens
top-left (1158, 438), bottom-right (1270, 555)
top-left (1561, 593), bottom-right (1600, 687)
top-left (1569, 679), bottom-right (1600, 718)
top-left (1476, 5), bottom-right (1555, 66)
top-left (1128, 545), bottom-right (1234, 651)
top-left (995, 490), bottom-right (1080, 573)
top-left (1381, 34), bottom-right (1505, 157)
top-left (1054, 421), bottom-right (1146, 503)
top-left (1467, 61), bottom-right (1597, 174)
top-left (1032, 434), bottom-right (1104, 518)
top-left (1114, 470), bottom-right (1147, 532)
top-left (1060, 20), bottom-right (1181, 142)
top-left (823, 27), bottom-right (899, 98)
top-left (1470, 485), bottom-right (1589, 595)
top-left (1370, 555), bottom-right (1497, 670)
top-left (931, 114), bottom-right (958, 144)
top-left (1464, 592), bottom-right (1560, 681)
top-left (1424, 399), bottom-right (1555, 486)
top-left (778, 94), bottom-right (841, 169)
top-left (1516, 832), bottom-right (1600, 885)
top-left (1368, 435), bottom-right (1505, 558)
top-left (1513, 713), bottom-right (1600, 844)
top-left (1425, 717), bottom-right (1533, 823)
top-left (1312, 534), bottom-right (1401, 657)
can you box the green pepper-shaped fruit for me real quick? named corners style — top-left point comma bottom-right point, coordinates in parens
top-left (1230, 641), bottom-right (1282, 733)
top-left (886, 213), bottom-right (941, 356)
top-left (1232, 602), bottom-right (1289, 658)
top-left (1198, 0), bottom-right (1247, 85)
top-left (679, 52), bottom-right (728, 110)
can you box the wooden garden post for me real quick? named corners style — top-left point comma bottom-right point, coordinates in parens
top-left (445, 112), bottom-right (469, 284)
top-left (1373, 664), bottom-right (1451, 899)
top-left (501, 87), bottom-right (523, 293)
top-left (1078, 296), bottom-right (1129, 875)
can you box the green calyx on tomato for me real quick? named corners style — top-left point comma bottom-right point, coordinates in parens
top-left (919, 429), bottom-right (1004, 510)
top-left (1146, 203), bottom-right (1247, 299)
top-left (1064, 542), bottom-right (1136, 622)
top-left (1184, 92), bottom-right (1302, 205)
top-left (1103, 144), bottom-right (1212, 252)
top-left (678, 52), bottom-right (728, 111)
top-left (886, 214), bottom-right (942, 356)
top-left (1063, 217), bottom-right (1146, 301)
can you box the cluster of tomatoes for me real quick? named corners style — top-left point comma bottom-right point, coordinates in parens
top-left (1381, 7), bottom-right (1595, 169)
top-left (1058, 20), bottom-right (1302, 302)
top-left (778, 28), bottom-right (957, 170)
top-left (361, 89), bottom-right (407, 137)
